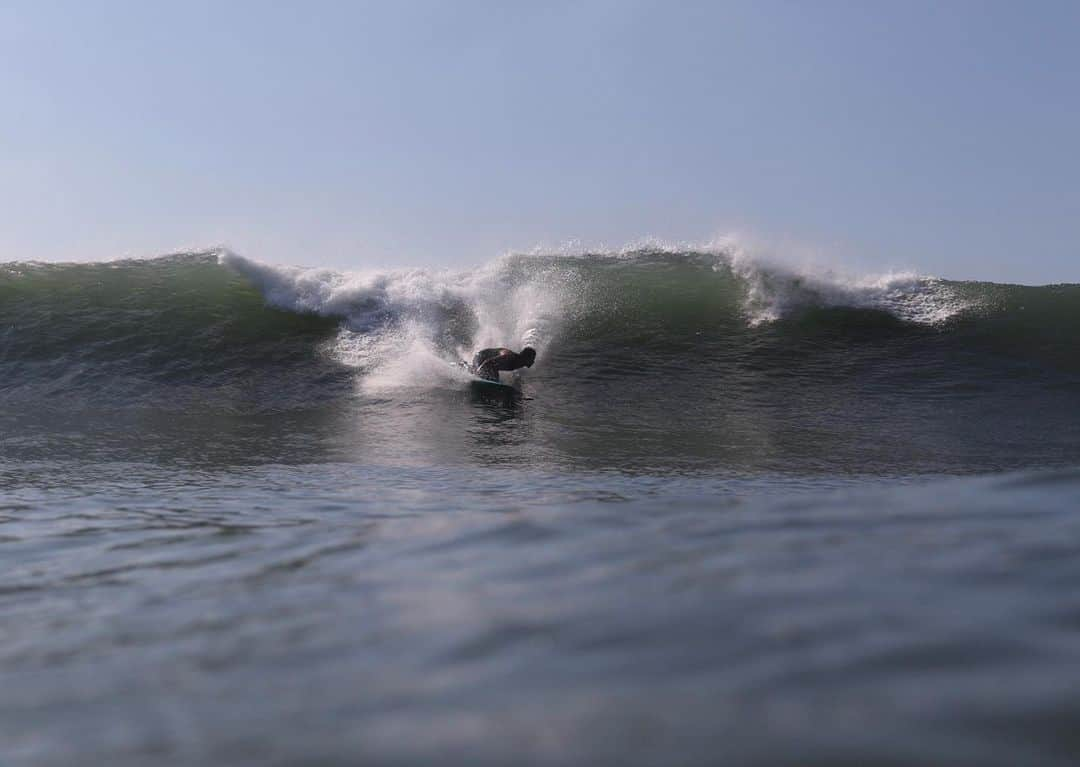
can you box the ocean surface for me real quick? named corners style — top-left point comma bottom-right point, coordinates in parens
top-left (2, 248), bottom-right (1079, 766)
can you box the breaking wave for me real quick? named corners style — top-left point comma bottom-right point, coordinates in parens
top-left (1, 245), bottom-right (1076, 410)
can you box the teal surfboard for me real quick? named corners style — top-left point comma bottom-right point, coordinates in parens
top-left (469, 375), bottom-right (516, 390)
top-left (460, 360), bottom-right (518, 392)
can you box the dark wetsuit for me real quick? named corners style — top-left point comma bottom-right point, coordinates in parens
top-left (471, 348), bottom-right (530, 381)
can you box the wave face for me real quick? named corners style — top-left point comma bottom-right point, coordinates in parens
top-left (2, 248), bottom-right (1078, 472)
top-left (0, 253), bottom-right (346, 412)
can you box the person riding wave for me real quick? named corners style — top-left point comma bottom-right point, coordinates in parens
top-left (470, 346), bottom-right (536, 381)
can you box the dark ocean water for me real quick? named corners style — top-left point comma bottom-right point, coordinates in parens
top-left (2, 250), bottom-right (1079, 765)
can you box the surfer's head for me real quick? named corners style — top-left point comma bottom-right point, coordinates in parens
top-left (520, 347), bottom-right (536, 367)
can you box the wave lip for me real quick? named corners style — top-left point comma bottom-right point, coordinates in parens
top-left (720, 248), bottom-right (972, 326)
top-left (219, 246), bottom-right (980, 347)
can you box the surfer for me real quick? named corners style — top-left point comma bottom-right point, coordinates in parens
top-left (470, 347), bottom-right (536, 381)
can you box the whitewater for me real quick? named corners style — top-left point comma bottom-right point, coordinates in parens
top-left (2, 246), bottom-right (1080, 766)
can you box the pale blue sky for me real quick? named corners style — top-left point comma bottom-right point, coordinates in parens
top-left (1, 1), bottom-right (1077, 283)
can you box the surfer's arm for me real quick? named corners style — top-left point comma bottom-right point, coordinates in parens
top-left (475, 358), bottom-right (502, 378)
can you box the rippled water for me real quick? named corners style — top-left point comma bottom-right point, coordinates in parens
top-left (3, 459), bottom-right (1080, 766)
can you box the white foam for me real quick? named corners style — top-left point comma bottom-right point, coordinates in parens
top-left (713, 240), bottom-right (970, 326)
top-left (219, 251), bottom-right (564, 391)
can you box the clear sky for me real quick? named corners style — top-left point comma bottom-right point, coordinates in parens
top-left (1, 1), bottom-right (1077, 283)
